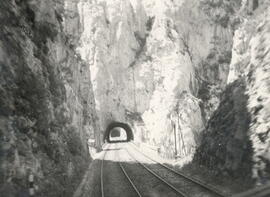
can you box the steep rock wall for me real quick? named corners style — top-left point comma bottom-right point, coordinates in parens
top-left (195, 0), bottom-right (270, 183)
top-left (137, 0), bottom-right (234, 158)
top-left (194, 79), bottom-right (253, 178)
top-left (0, 0), bottom-right (98, 196)
top-left (76, 0), bottom-right (148, 131)
top-left (84, 0), bottom-right (270, 184)
top-left (82, 0), bottom-right (234, 159)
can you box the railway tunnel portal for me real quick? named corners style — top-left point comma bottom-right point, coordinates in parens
top-left (103, 122), bottom-right (134, 143)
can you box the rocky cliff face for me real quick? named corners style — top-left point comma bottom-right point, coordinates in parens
top-left (83, 0), bottom-right (270, 184)
top-left (0, 0), bottom-right (98, 196)
top-left (194, 79), bottom-right (252, 178)
top-left (76, 0), bottom-right (148, 130)
top-left (195, 0), bottom-right (270, 183)
top-left (82, 0), bottom-right (234, 158)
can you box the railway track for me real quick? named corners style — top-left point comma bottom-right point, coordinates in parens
top-left (100, 142), bottom-right (270, 197)
top-left (102, 142), bottom-right (188, 197)
top-left (100, 144), bottom-right (110, 197)
top-left (123, 144), bottom-right (189, 197)
top-left (115, 143), bottom-right (142, 197)
top-left (100, 142), bottom-right (230, 197)
top-left (128, 142), bottom-right (228, 197)
top-left (100, 143), bottom-right (141, 197)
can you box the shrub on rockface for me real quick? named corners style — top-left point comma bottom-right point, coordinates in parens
top-left (194, 79), bottom-right (253, 178)
top-left (196, 49), bottom-right (231, 121)
top-left (200, 0), bottom-right (242, 28)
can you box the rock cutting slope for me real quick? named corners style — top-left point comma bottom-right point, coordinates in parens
top-left (195, 0), bottom-right (270, 183)
top-left (0, 0), bottom-right (99, 196)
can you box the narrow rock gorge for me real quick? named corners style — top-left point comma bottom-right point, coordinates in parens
top-left (0, 0), bottom-right (270, 196)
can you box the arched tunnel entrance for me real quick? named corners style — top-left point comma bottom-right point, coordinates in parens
top-left (104, 122), bottom-right (134, 143)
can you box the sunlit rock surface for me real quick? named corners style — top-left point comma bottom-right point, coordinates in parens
top-left (0, 0), bottom-right (98, 196)
top-left (80, 0), bottom-right (234, 159)
top-left (83, 0), bottom-right (270, 184)
top-left (246, 7), bottom-right (270, 183)
top-left (76, 0), bottom-right (148, 130)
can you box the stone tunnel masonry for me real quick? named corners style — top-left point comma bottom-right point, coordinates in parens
top-left (104, 122), bottom-right (134, 143)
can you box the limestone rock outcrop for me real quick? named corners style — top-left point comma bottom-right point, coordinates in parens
top-left (81, 0), bottom-right (234, 159)
top-left (0, 0), bottom-right (98, 196)
top-left (85, 0), bottom-right (270, 184)
top-left (195, 0), bottom-right (270, 183)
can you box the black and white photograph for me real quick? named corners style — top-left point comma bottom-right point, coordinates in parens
top-left (0, 0), bottom-right (269, 196)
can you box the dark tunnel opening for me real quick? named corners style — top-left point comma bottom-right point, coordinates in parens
top-left (103, 122), bottom-right (134, 143)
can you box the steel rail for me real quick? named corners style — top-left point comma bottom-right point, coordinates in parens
top-left (115, 143), bottom-right (143, 197)
top-left (100, 144), bottom-right (110, 197)
top-left (129, 142), bottom-right (227, 197)
top-left (124, 145), bottom-right (189, 197)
